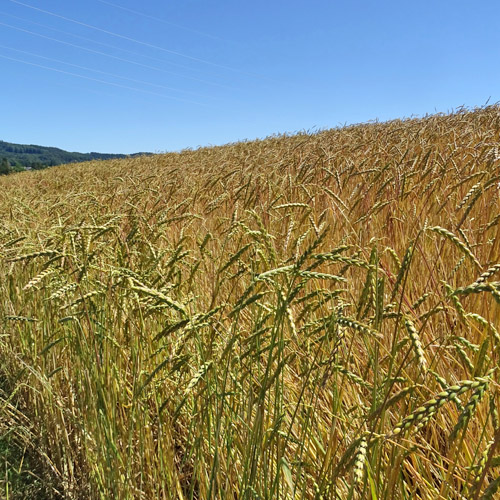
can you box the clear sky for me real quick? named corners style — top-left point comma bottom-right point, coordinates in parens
top-left (1, 0), bottom-right (499, 154)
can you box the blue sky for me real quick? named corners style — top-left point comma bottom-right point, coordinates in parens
top-left (0, 0), bottom-right (499, 154)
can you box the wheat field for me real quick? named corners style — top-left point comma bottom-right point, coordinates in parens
top-left (1, 106), bottom-right (500, 499)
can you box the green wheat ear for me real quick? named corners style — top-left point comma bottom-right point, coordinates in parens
top-left (389, 377), bottom-right (490, 438)
top-left (428, 226), bottom-right (482, 269)
top-left (352, 436), bottom-right (367, 484)
top-left (466, 439), bottom-right (494, 498)
top-left (404, 317), bottom-right (427, 372)
top-left (449, 376), bottom-right (490, 440)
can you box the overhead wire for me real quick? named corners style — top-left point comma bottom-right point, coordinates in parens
top-left (7, 0), bottom-right (266, 79)
top-left (0, 43), bottom-right (212, 98)
top-left (0, 21), bottom-right (235, 90)
top-left (0, 52), bottom-right (206, 105)
top-left (0, 9), bottom-right (216, 75)
top-left (95, 0), bottom-right (228, 43)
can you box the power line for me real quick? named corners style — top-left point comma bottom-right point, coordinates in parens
top-left (0, 44), bottom-right (212, 99)
top-left (0, 9), bottom-right (216, 75)
top-left (0, 52), bottom-right (206, 105)
top-left (0, 21), bottom-right (234, 90)
top-left (7, 0), bottom-right (260, 77)
top-left (95, 0), bottom-right (227, 43)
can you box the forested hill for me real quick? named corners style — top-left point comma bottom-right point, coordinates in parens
top-left (0, 139), bottom-right (150, 172)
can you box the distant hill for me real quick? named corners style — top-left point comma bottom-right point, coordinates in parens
top-left (0, 139), bottom-right (150, 173)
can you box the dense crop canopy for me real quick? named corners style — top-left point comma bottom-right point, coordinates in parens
top-left (1, 106), bottom-right (500, 499)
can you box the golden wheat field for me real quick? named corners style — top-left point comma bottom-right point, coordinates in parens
top-left (1, 106), bottom-right (500, 499)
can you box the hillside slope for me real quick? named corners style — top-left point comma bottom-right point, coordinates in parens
top-left (0, 139), bottom-right (149, 171)
top-left (1, 106), bottom-right (500, 499)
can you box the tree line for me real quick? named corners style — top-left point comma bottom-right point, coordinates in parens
top-left (0, 140), bottom-right (150, 175)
